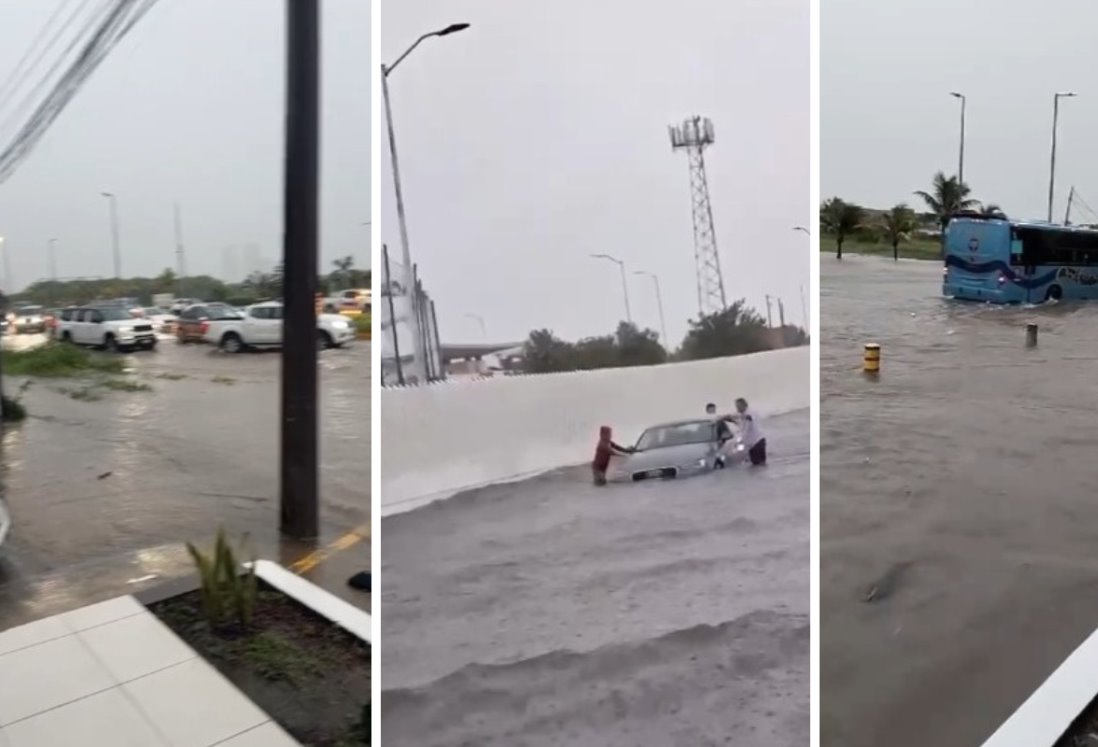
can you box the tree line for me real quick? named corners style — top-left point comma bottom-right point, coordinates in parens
top-left (821, 171), bottom-right (1000, 259)
top-left (7, 256), bottom-right (369, 308)
top-left (522, 299), bottom-right (808, 374)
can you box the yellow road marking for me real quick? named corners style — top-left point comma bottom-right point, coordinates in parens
top-left (289, 523), bottom-right (370, 575)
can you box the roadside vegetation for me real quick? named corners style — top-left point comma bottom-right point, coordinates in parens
top-left (3, 342), bottom-right (124, 377)
top-left (6, 256), bottom-right (369, 309)
top-left (821, 171), bottom-right (1002, 260)
top-left (354, 313), bottom-right (370, 338)
top-left (522, 302), bottom-right (808, 374)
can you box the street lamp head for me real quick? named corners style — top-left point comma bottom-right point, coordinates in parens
top-left (101, 191), bottom-right (113, 197)
top-left (1058, 91), bottom-right (1078, 98)
top-left (437, 23), bottom-right (470, 36)
top-left (950, 91), bottom-right (963, 98)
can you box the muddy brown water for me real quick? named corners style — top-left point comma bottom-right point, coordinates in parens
top-left (822, 255), bottom-right (1098, 747)
top-left (382, 409), bottom-right (808, 746)
top-left (0, 341), bottom-right (369, 629)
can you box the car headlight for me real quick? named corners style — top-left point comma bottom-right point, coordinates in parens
top-left (330, 320), bottom-right (350, 329)
top-left (119, 326), bottom-right (133, 334)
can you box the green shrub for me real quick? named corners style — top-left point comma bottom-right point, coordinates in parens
top-left (355, 314), bottom-right (370, 335)
top-left (185, 528), bottom-right (258, 631)
top-left (3, 342), bottom-right (124, 377)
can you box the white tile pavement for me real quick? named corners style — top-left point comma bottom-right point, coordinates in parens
top-left (0, 595), bottom-right (301, 746)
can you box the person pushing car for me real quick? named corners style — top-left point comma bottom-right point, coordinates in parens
top-left (722, 397), bottom-right (766, 466)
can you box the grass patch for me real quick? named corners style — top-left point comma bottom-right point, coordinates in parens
top-left (819, 235), bottom-right (942, 261)
top-left (354, 313), bottom-right (370, 335)
top-left (99, 378), bottom-right (152, 392)
top-left (211, 375), bottom-right (236, 385)
top-left (4, 342), bottom-right (124, 377)
top-left (242, 630), bottom-right (323, 685)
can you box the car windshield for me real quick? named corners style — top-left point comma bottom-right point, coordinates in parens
top-left (634, 422), bottom-right (715, 451)
top-left (96, 307), bottom-right (133, 321)
top-left (18, 307), bottom-right (42, 314)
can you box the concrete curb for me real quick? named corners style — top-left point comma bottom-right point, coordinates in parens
top-left (248, 560), bottom-right (371, 644)
top-left (980, 625), bottom-right (1098, 746)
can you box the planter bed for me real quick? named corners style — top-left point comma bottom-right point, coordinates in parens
top-left (147, 574), bottom-right (369, 746)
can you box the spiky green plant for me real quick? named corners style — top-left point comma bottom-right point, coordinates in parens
top-left (186, 528), bottom-right (258, 630)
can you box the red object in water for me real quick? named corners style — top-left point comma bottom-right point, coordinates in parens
top-left (592, 425), bottom-right (615, 471)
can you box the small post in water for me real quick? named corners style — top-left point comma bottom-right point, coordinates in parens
top-left (863, 343), bottom-right (881, 375)
top-left (1026, 323), bottom-right (1038, 348)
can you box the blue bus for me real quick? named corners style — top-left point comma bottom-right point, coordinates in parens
top-left (943, 214), bottom-right (1098, 303)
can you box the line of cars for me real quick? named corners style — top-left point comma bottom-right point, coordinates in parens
top-left (40, 299), bottom-right (355, 354)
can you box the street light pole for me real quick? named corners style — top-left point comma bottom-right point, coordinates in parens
top-left (279, 0), bottom-right (320, 540)
top-left (950, 92), bottom-right (966, 187)
top-left (101, 191), bottom-right (121, 278)
top-left (633, 270), bottom-right (667, 344)
top-left (1048, 91), bottom-right (1077, 223)
top-left (591, 253), bottom-right (631, 323)
top-left (382, 23), bottom-right (469, 384)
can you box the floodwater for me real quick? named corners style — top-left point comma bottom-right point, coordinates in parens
top-left (821, 255), bottom-right (1098, 746)
top-left (0, 341), bottom-right (369, 628)
top-left (382, 409), bottom-right (809, 746)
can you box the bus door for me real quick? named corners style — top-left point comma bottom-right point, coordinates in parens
top-left (1005, 232), bottom-right (1032, 303)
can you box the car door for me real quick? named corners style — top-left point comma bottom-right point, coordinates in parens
top-left (268, 305), bottom-right (284, 344)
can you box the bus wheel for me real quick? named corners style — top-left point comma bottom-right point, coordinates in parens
top-left (1046, 284), bottom-right (1063, 302)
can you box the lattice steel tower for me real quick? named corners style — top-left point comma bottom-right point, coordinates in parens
top-left (669, 116), bottom-right (727, 315)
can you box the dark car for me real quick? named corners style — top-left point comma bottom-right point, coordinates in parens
top-left (175, 303), bottom-right (241, 343)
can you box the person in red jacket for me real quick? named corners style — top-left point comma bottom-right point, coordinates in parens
top-left (592, 425), bottom-right (633, 485)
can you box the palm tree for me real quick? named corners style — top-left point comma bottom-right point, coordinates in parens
top-left (880, 204), bottom-right (917, 261)
top-left (820, 197), bottom-right (864, 260)
top-left (914, 172), bottom-right (980, 251)
top-left (979, 203), bottom-right (1005, 218)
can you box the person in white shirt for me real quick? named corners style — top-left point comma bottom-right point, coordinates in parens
top-left (724, 397), bottom-right (766, 466)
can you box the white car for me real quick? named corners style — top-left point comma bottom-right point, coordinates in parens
top-left (202, 301), bottom-right (354, 353)
top-left (56, 306), bottom-right (158, 352)
top-left (12, 305), bottom-right (46, 334)
top-left (138, 307), bottom-right (177, 334)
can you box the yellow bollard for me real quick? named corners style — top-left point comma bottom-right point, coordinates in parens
top-left (863, 343), bottom-right (880, 374)
top-left (1025, 323), bottom-right (1038, 348)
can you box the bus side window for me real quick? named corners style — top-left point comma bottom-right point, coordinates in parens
top-left (1010, 236), bottom-right (1023, 260)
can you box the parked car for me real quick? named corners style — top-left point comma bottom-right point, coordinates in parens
top-left (323, 288), bottom-right (371, 314)
top-left (56, 305), bottom-right (157, 352)
top-left (138, 307), bottom-right (177, 334)
top-left (612, 419), bottom-right (745, 482)
top-left (203, 301), bottom-right (354, 353)
top-left (12, 305), bottom-right (46, 334)
top-left (170, 297), bottom-right (201, 314)
top-left (175, 303), bottom-right (241, 343)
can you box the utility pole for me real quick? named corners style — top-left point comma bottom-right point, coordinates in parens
top-left (1065, 186), bottom-right (1075, 225)
top-left (173, 203), bottom-right (186, 297)
top-left (778, 298), bottom-right (785, 327)
top-left (764, 294), bottom-right (773, 327)
top-left (280, 0), bottom-right (320, 539)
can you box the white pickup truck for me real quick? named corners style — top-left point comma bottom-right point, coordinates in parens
top-left (202, 301), bottom-right (355, 353)
top-left (56, 305), bottom-right (158, 352)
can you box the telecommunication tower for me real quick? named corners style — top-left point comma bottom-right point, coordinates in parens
top-left (669, 116), bottom-right (727, 315)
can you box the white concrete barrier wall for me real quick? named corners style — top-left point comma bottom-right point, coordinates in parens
top-left (381, 347), bottom-right (809, 516)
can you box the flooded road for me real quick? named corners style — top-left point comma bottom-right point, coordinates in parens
top-left (382, 409), bottom-right (809, 746)
top-left (821, 255), bottom-right (1098, 747)
top-left (0, 341), bottom-right (369, 628)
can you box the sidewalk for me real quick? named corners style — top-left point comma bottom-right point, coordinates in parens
top-left (0, 595), bottom-right (299, 746)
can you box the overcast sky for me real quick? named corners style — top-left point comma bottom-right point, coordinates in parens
top-left (824, 0), bottom-right (1098, 223)
top-left (381, 0), bottom-right (808, 345)
top-left (0, 0), bottom-right (370, 291)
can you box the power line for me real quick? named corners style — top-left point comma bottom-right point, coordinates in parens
top-left (0, 0), bottom-right (162, 184)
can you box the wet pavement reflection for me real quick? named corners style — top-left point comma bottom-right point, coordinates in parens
top-left (0, 340), bottom-right (369, 629)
